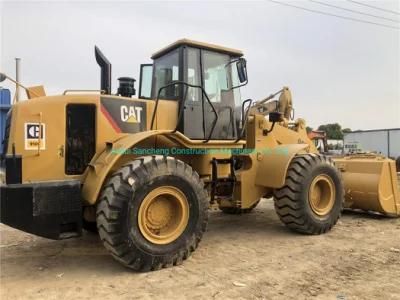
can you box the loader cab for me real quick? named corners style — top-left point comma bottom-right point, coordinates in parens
top-left (139, 39), bottom-right (247, 140)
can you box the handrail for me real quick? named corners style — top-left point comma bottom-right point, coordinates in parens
top-left (37, 112), bottom-right (42, 156)
top-left (63, 89), bottom-right (105, 95)
top-left (150, 81), bottom-right (219, 143)
top-left (171, 84), bottom-right (189, 134)
top-left (235, 98), bottom-right (253, 143)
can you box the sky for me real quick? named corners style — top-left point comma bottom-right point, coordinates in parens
top-left (0, 0), bottom-right (399, 130)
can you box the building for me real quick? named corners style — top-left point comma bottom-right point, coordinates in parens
top-left (343, 128), bottom-right (400, 159)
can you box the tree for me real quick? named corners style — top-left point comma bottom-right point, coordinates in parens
top-left (317, 123), bottom-right (343, 139)
top-left (342, 128), bottom-right (352, 134)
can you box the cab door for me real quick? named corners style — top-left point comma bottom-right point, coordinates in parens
top-left (201, 50), bottom-right (236, 140)
top-left (181, 47), bottom-right (237, 140)
top-left (149, 46), bottom-right (205, 139)
top-left (181, 47), bottom-right (204, 139)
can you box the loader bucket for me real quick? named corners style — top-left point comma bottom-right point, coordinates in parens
top-left (333, 155), bottom-right (400, 216)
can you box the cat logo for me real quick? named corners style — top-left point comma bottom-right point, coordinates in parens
top-left (120, 105), bottom-right (143, 123)
top-left (100, 97), bottom-right (146, 133)
top-left (24, 123), bottom-right (46, 150)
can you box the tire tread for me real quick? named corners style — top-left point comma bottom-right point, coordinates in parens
top-left (273, 154), bottom-right (344, 234)
top-left (96, 156), bottom-right (208, 271)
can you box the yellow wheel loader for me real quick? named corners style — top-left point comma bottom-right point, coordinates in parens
top-left (0, 39), bottom-right (399, 271)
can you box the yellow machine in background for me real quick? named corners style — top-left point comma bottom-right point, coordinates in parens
top-left (0, 39), bottom-right (398, 272)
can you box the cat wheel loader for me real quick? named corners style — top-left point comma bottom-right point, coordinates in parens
top-left (1, 39), bottom-right (399, 271)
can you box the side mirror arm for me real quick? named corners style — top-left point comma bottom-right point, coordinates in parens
top-left (224, 58), bottom-right (248, 91)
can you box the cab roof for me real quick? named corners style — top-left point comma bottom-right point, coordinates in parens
top-left (151, 38), bottom-right (243, 59)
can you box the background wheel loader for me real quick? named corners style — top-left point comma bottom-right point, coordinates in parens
top-left (0, 39), bottom-right (399, 271)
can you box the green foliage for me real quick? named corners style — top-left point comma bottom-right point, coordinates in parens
top-left (317, 123), bottom-right (344, 139)
top-left (342, 128), bottom-right (352, 134)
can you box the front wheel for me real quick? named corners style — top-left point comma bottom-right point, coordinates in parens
top-left (96, 156), bottom-right (209, 271)
top-left (274, 154), bottom-right (344, 234)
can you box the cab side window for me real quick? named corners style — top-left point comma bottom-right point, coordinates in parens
top-left (202, 50), bottom-right (229, 103)
top-left (139, 64), bottom-right (153, 99)
top-left (185, 47), bottom-right (201, 102)
top-left (152, 49), bottom-right (180, 100)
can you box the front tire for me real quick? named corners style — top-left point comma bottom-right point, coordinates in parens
top-left (96, 156), bottom-right (209, 271)
top-left (274, 154), bottom-right (344, 234)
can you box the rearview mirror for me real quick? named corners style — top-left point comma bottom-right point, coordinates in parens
top-left (224, 58), bottom-right (248, 90)
top-left (0, 73), bottom-right (7, 82)
top-left (236, 58), bottom-right (247, 83)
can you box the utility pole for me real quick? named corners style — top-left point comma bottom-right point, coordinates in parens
top-left (15, 58), bottom-right (21, 102)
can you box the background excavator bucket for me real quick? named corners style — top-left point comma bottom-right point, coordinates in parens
top-left (333, 155), bottom-right (400, 216)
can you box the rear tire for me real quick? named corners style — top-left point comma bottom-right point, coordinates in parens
top-left (273, 154), bottom-right (344, 234)
top-left (96, 156), bottom-right (208, 271)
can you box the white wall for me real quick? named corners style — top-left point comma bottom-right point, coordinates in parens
top-left (389, 130), bottom-right (400, 158)
top-left (344, 129), bottom-right (400, 158)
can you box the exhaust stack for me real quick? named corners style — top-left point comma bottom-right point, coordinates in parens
top-left (94, 46), bottom-right (111, 94)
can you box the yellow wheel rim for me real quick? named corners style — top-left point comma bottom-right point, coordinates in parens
top-left (308, 174), bottom-right (336, 216)
top-left (138, 186), bottom-right (189, 245)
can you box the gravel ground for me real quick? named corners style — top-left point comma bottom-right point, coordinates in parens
top-left (1, 199), bottom-right (400, 300)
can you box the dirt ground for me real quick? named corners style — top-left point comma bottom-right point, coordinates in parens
top-left (1, 199), bottom-right (399, 300)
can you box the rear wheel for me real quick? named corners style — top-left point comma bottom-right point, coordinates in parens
top-left (96, 156), bottom-right (208, 271)
top-left (274, 154), bottom-right (344, 234)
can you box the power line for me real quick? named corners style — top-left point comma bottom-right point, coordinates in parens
top-left (310, 0), bottom-right (399, 23)
top-left (347, 0), bottom-right (400, 16)
top-left (268, 0), bottom-right (400, 30)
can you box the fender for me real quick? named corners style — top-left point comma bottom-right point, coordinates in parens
top-left (82, 130), bottom-right (171, 204)
top-left (255, 144), bottom-right (310, 188)
top-left (81, 130), bottom-right (245, 205)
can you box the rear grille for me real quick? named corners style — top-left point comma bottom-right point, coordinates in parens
top-left (2, 110), bottom-right (12, 156)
